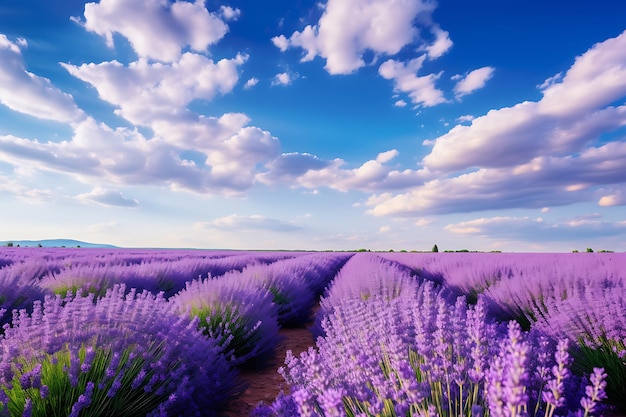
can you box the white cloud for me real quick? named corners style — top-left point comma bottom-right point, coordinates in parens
top-left (260, 150), bottom-right (428, 192)
top-left (0, 35), bottom-right (84, 123)
top-left (379, 225), bottom-right (391, 233)
top-left (272, 71), bottom-right (295, 86)
top-left (220, 6), bottom-right (241, 21)
top-left (453, 66), bottom-right (495, 98)
top-left (415, 218), bottom-right (433, 227)
top-left (378, 57), bottom-right (446, 107)
top-left (375, 149), bottom-right (399, 163)
top-left (423, 31), bottom-right (626, 174)
top-left (274, 0), bottom-right (438, 74)
top-left (598, 190), bottom-right (626, 207)
top-left (80, 0), bottom-right (231, 62)
top-left (0, 175), bottom-right (55, 204)
top-left (444, 216), bottom-right (626, 242)
top-left (366, 140), bottom-right (626, 217)
top-left (77, 187), bottom-right (139, 207)
top-left (259, 152), bottom-right (331, 182)
top-left (198, 214), bottom-right (303, 233)
top-left (394, 99), bottom-right (407, 107)
top-left (0, 117), bottom-right (280, 195)
top-left (62, 53), bottom-right (247, 127)
top-left (456, 114), bottom-right (475, 123)
top-left (538, 31), bottom-right (626, 117)
top-left (244, 77), bottom-right (259, 89)
top-left (420, 26), bottom-right (453, 59)
top-left (537, 72), bottom-right (563, 90)
top-left (271, 34), bottom-right (290, 52)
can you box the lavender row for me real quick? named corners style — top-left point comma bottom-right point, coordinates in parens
top-left (172, 252), bottom-right (351, 367)
top-left (1, 285), bottom-right (238, 416)
top-left (256, 253), bottom-right (610, 416)
top-left (380, 252), bottom-right (626, 411)
top-left (0, 248), bottom-right (305, 329)
top-left (0, 249), bottom-right (352, 415)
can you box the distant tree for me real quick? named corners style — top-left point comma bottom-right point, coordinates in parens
top-left (6, 242), bottom-right (13, 247)
top-left (586, 247), bottom-right (594, 253)
top-left (432, 244), bottom-right (439, 252)
top-left (572, 249), bottom-right (579, 253)
top-left (38, 243), bottom-right (42, 248)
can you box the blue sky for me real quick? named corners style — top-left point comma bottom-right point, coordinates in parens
top-left (1, 0), bottom-right (625, 251)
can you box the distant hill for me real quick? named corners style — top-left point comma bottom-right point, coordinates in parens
top-left (0, 239), bottom-right (118, 248)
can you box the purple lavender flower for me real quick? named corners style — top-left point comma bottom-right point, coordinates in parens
top-left (171, 275), bottom-right (281, 367)
top-left (0, 284), bottom-right (237, 416)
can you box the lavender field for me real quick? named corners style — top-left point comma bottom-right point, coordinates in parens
top-left (0, 248), bottom-right (624, 417)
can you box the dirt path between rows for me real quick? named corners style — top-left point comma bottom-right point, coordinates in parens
top-left (223, 318), bottom-right (318, 416)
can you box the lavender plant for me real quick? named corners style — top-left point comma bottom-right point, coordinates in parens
top-left (170, 276), bottom-right (281, 368)
top-left (0, 264), bottom-right (49, 331)
top-left (0, 284), bottom-right (238, 416)
top-left (258, 281), bottom-right (608, 417)
top-left (229, 261), bottom-right (316, 327)
top-left (531, 286), bottom-right (626, 411)
top-left (313, 253), bottom-right (422, 338)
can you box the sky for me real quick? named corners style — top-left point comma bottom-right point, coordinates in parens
top-left (0, 0), bottom-right (625, 252)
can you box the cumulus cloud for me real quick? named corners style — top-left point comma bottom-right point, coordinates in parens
top-left (378, 57), bottom-right (446, 107)
top-left (444, 216), bottom-right (626, 241)
top-left (598, 190), bottom-right (626, 206)
top-left (367, 139), bottom-right (626, 216)
top-left (420, 26), bottom-right (453, 59)
top-left (273, 0), bottom-right (437, 74)
top-left (422, 31), bottom-right (626, 174)
top-left (77, 186), bottom-right (139, 207)
top-left (456, 114), bottom-right (475, 123)
top-left (219, 6), bottom-right (241, 21)
top-left (80, 0), bottom-right (231, 62)
top-left (453, 66), bottom-right (495, 98)
top-left (272, 71), bottom-right (294, 86)
top-left (259, 152), bottom-right (331, 181)
top-left (260, 149), bottom-right (429, 192)
top-left (56, 6), bottom-right (281, 197)
top-left (244, 77), bottom-right (259, 89)
top-left (0, 34), bottom-right (84, 123)
top-left (198, 214), bottom-right (303, 233)
top-left (62, 53), bottom-right (247, 127)
top-left (0, 117), bottom-right (279, 194)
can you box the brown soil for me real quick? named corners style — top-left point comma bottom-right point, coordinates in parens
top-left (222, 324), bottom-right (317, 417)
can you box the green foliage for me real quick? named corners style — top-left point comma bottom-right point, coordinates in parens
top-left (432, 244), bottom-right (439, 253)
top-left (573, 338), bottom-right (626, 411)
top-left (586, 247), bottom-right (594, 253)
top-left (2, 344), bottom-right (170, 417)
top-left (191, 304), bottom-right (261, 361)
top-left (51, 284), bottom-right (108, 299)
